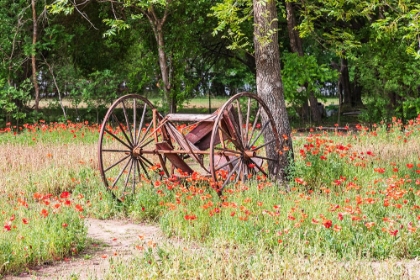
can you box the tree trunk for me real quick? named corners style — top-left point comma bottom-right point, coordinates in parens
top-left (286, 1), bottom-right (321, 123)
top-left (144, 5), bottom-right (175, 113)
top-left (340, 57), bottom-right (352, 106)
top-left (253, 0), bottom-right (293, 182)
top-left (351, 74), bottom-right (363, 107)
top-left (286, 2), bottom-right (303, 56)
top-left (155, 27), bottom-right (174, 112)
top-left (31, 0), bottom-right (40, 111)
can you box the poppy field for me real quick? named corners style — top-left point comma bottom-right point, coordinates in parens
top-left (1, 116), bottom-right (420, 278)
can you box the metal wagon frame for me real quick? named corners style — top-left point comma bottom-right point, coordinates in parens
top-left (98, 92), bottom-right (281, 200)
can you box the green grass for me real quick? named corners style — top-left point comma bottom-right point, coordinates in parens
top-left (0, 115), bottom-right (419, 278)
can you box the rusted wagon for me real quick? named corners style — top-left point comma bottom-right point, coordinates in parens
top-left (98, 92), bottom-right (281, 200)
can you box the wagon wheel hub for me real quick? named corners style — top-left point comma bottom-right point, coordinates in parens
top-left (243, 150), bottom-right (255, 159)
top-left (132, 146), bottom-right (142, 158)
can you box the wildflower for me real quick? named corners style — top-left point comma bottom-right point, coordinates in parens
top-left (374, 168), bottom-right (385, 174)
top-left (365, 222), bottom-right (375, 229)
top-left (389, 229), bottom-right (398, 237)
top-left (406, 163), bottom-right (414, 169)
top-left (294, 178), bottom-right (307, 186)
top-left (407, 223), bottom-right (417, 233)
top-left (184, 214), bottom-right (197, 221)
top-left (41, 209), bottom-right (49, 217)
top-left (333, 225), bottom-right (342, 232)
top-left (22, 218), bottom-right (29, 225)
top-left (60, 192), bottom-right (70, 199)
top-left (322, 219), bottom-right (333, 229)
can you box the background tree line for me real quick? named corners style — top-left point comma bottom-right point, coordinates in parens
top-left (1, 0), bottom-right (419, 126)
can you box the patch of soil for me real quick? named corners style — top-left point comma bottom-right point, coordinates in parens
top-left (4, 218), bottom-right (163, 279)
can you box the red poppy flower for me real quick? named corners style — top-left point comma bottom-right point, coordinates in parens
top-left (184, 214), bottom-right (197, 221)
top-left (41, 209), bottom-right (49, 217)
top-left (60, 192), bottom-right (70, 199)
top-left (323, 220), bottom-right (333, 229)
top-left (374, 167), bottom-right (385, 174)
top-left (389, 229), bottom-right (398, 237)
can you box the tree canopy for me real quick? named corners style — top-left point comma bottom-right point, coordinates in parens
top-left (0, 0), bottom-right (419, 125)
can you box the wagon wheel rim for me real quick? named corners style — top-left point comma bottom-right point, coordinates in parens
top-left (209, 92), bottom-right (281, 195)
top-left (98, 94), bottom-right (170, 201)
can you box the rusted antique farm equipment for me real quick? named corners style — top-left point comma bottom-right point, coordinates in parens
top-left (98, 92), bottom-right (281, 200)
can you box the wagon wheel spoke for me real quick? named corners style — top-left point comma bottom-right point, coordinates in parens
top-left (121, 101), bottom-right (135, 145)
top-left (137, 158), bottom-right (151, 180)
top-left (249, 158), bottom-right (268, 177)
top-left (136, 103), bottom-right (148, 146)
top-left (248, 107), bottom-right (261, 145)
top-left (244, 97), bottom-right (251, 144)
top-left (111, 113), bottom-right (133, 147)
top-left (235, 161), bottom-right (244, 184)
top-left (220, 159), bottom-right (242, 192)
top-left (102, 148), bottom-right (131, 153)
top-left (132, 99), bottom-right (137, 145)
top-left (122, 158), bottom-right (135, 195)
top-left (249, 121), bottom-right (270, 148)
top-left (104, 127), bottom-right (132, 150)
top-left (251, 155), bottom-right (278, 162)
top-left (251, 139), bottom-right (276, 152)
top-left (103, 154), bottom-right (131, 173)
top-left (214, 156), bottom-right (240, 172)
top-left (138, 121), bottom-right (154, 146)
top-left (139, 138), bottom-right (155, 150)
top-left (216, 125), bottom-right (238, 147)
top-left (235, 99), bottom-right (245, 144)
top-left (214, 147), bottom-right (243, 155)
top-left (108, 156), bottom-right (131, 189)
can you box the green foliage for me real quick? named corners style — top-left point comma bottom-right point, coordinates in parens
top-left (70, 70), bottom-right (120, 122)
top-left (281, 52), bottom-right (338, 110)
top-left (355, 38), bottom-right (420, 123)
top-left (0, 78), bottom-right (32, 124)
top-left (210, 0), bottom-right (254, 52)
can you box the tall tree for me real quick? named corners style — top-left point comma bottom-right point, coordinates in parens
top-left (31, 0), bottom-right (40, 111)
top-left (285, 1), bottom-right (322, 123)
top-left (253, 0), bottom-right (293, 181)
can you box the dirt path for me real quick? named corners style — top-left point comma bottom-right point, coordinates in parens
top-left (5, 218), bottom-right (164, 280)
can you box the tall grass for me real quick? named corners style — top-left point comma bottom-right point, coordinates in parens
top-left (0, 115), bottom-right (419, 278)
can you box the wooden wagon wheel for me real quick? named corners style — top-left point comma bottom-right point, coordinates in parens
top-left (98, 94), bottom-right (170, 200)
top-left (209, 92), bottom-right (281, 195)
